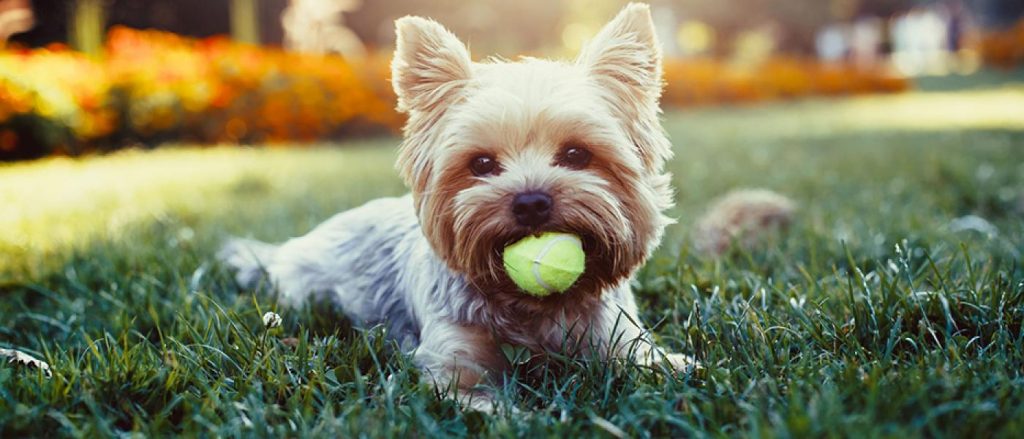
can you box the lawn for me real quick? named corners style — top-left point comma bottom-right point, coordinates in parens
top-left (1, 83), bottom-right (1023, 437)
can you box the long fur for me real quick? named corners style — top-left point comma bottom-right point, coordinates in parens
top-left (220, 3), bottom-right (695, 412)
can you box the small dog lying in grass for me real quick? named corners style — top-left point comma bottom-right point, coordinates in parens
top-left (220, 3), bottom-right (695, 411)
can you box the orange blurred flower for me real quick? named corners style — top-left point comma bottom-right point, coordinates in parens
top-left (2, 25), bottom-right (914, 159)
top-left (662, 56), bottom-right (907, 107)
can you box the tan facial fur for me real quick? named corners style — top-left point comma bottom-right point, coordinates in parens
top-left (391, 4), bottom-right (675, 305)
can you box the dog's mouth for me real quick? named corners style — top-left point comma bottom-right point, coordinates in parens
top-left (490, 228), bottom-right (608, 293)
top-left (496, 228), bottom-right (598, 257)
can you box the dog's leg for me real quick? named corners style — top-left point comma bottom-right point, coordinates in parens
top-left (595, 289), bottom-right (699, 373)
top-left (601, 309), bottom-right (699, 372)
top-left (413, 320), bottom-right (509, 412)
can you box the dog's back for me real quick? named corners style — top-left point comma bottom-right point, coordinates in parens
top-left (219, 195), bottom-right (432, 347)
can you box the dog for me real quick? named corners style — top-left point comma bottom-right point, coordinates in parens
top-left (220, 3), bottom-right (695, 412)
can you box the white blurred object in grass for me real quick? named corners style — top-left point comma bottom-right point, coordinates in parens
top-left (262, 311), bottom-right (282, 329)
top-left (0, 347), bottom-right (52, 378)
top-left (950, 215), bottom-right (999, 238)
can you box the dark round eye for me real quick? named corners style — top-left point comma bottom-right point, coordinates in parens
top-left (557, 145), bottom-right (592, 169)
top-left (469, 155), bottom-right (499, 176)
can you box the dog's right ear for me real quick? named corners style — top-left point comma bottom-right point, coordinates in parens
top-left (391, 16), bottom-right (472, 114)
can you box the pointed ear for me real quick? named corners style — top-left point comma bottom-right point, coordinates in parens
top-left (577, 3), bottom-right (662, 105)
top-left (577, 3), bottom-right (671, 172)
top-left (391, 16), bottom-right (472, 114)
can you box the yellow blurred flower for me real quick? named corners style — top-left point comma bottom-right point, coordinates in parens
top-left (0, 24), bottom-right (916, 158)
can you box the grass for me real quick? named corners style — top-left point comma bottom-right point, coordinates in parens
top-left (1, 82), bottom-right (1023, 437)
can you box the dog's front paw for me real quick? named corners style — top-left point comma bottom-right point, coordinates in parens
top-left (459, 390), bottom-right (519, 415)
top-left (662, 352), bottom-right (701, 373)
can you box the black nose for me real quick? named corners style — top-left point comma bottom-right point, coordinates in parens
top-left (512, 192), bottom-right (553, 226)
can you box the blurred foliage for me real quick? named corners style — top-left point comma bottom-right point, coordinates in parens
top-left (0, 25), bottom-right (911, 161)
top-left (979, 19), bottom-right (1024, 69)
top-left (0, 27), bottom-right (401, 160)
top-left (663, 57), bottom-right (907, 106)
top-left (0, 47), bottom-right (112, 158)
top-left (103, 27), bottom-right (400, 142)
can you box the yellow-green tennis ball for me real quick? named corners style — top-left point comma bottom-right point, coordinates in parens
top-left (502, 232), bottom-right (585, 297)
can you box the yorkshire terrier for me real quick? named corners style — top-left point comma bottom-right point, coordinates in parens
top-left (220, 3), bottom-right (695, 412)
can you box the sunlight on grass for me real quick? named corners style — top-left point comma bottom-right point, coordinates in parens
top-left (0, 141), bottom-right (401, 278)
top-left (838, 87), bottom-right (1024, 131)
top-left (668, 86), bottom-right (1024, 142)
top-left (1, 86), bottom-right (1021, 278)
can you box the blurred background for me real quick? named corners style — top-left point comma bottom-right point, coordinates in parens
top-left (0, 0), bottom-right (1022, 160)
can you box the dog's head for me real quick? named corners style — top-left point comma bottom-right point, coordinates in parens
top-left (391, 3), bottom-right (674, 298)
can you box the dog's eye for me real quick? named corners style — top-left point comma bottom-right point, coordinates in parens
top-left (557, 145), bottom-right (592, 169)
top-left (469, 155), bottom-right (499, 176)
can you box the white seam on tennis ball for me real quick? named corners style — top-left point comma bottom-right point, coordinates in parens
top-left (531, 234), bottom-right (582, 293)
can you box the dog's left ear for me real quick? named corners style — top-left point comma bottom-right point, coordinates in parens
top-left (578, 3), bottom-right (671, 170)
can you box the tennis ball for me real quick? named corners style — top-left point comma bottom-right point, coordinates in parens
top-left (502, 232), bottom-right (585, 297)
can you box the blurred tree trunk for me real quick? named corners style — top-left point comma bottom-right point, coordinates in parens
top-left (231, 0), bottom-right (260, 44)
top-left (70, 0), bottom-right (103, 55)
